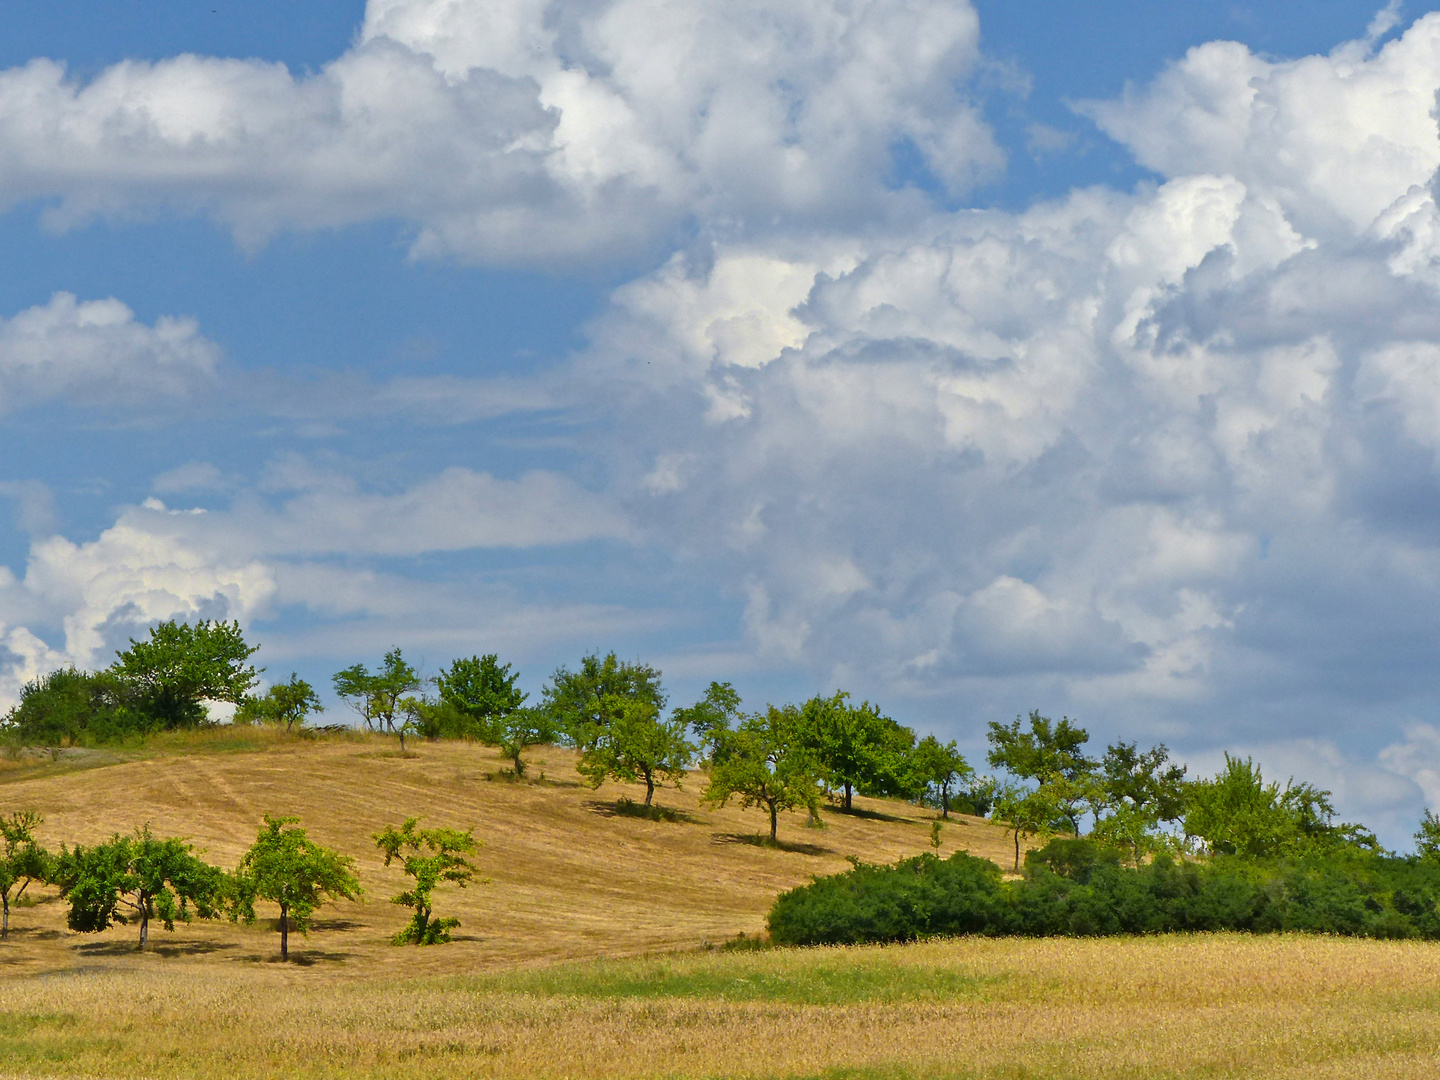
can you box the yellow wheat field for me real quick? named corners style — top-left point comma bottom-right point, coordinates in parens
top-left (2, 732), bottom-right (1438, 1078)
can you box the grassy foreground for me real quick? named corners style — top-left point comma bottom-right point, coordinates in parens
top-left (3, 934), bottom-right (1440, 1078)
top-left (3, 731), bottom-right (1439, 1078)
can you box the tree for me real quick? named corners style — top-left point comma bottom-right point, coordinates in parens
top-left (232, 815), bottom-right (363, 961)
top-left (539, 652), bottom-right (666, 748)
top-left (235, 674), bottom-right (323, 733)
top-left (675, 681), bottom-right (743, 763)
top-left (991, 781), bottom-right (1062, 871)
top-left (576, 696), bottom-right (693, 806)
top-left (987, 711), bottom-right (1095, 833)
top-left (913, 735), bottom-right (972, 819)
top-left (0, 811), bottom-right (50, 939)
top-left (373, 818), bottom-right (479, 945)
top-left (1183, 755), bottom-right (1339, 858)
top-left (0, 667), bottom-right (127, 745)
top-left (333, 649), bottom-right (421, 734)
top-left (703, 706), bottom-right (819, 842)
top-left (794, 692), bottom-right (916, 811)
top-left (492, 706), bottom-right (554, 777)
top-left (1089, 742), bottom-right (1189, 862)
top-left (1416, 809), bottom-right (1440, 860)
top-left (110, 619), bottom-right (261, 730)
top-left (435, 654), bottom-right (527, 735)
top-left (55, 826), bottom-right (226, 949)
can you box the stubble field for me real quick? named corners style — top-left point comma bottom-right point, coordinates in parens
top-left (2, 731), bottom-right (1439, 1079)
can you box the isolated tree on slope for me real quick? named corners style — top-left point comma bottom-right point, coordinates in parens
top-left (436, 654), bottom-right (527, 736)
top-left (913, 735), bottom-right (972, 819)
top-left (704, 705), bottom-right (818, 842)
top-left (374, 818), bottom-right (479, 945)
top-left (576, 696), bottom-right (693, 806)
top-left (236, 674), bottom-right (323, 733)
top-left (233, 815), bottom-right (363, 961)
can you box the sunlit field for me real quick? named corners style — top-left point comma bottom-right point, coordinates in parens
top-left (3, 732), bottom-right (1439, 1078)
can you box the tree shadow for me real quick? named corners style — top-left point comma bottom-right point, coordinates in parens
top-left (586, 799), bottom-right (700, 824)
top-left (824, 805), bottom-right (915, 824)
top-left (75, 939), bottom-right (239, 958)
top-left (711, 833), bottom-right (832, 856)
top-left (307, 918), bottom-right (365, 932)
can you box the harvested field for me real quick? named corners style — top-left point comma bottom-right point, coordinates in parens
top-left (3, 731), bottom-right (1438, 1079)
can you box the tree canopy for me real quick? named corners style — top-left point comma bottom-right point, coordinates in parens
top-left (55, 826), bottom-right (226, 949)
top-left (435, 654), bottom-right (527, 734)
top-left (333, 648), bottom-right (421, 734)
top-left (0, 810), bottom-right (49, 939)
top-left (703, 705), bottom-right (819, 841)
top-left (374, 818), bottom-right (479, 945)
top-left (236, 674), bottom-right (323, 732)
top-left (233, 815), bottom-right (363, 960)
top-left (794, 692), bottom-right (915, 810)
top-left (540, 652), bottom-right (666, 748)
top-left (111, 619), bottom-right (261, 730)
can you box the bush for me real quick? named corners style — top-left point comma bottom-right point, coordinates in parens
top-left (767, 840), bottom-right (1440, 945)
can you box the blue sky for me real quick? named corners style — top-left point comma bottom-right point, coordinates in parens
top-left (3, 0), bottom-right (1440, 844)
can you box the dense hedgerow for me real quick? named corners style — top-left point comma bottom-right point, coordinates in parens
top-left (767, 839), bottom-right (1440, 945)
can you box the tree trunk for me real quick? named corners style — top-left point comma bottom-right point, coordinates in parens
top-left (2, 894), bottom-right (8, 938)
top-left (398, 728), bottom-right (406, 752)
top-left (769, 801), bottom-right (778, 842)
top-left (644, 773), bottom-right (655, 807)
top-left (941, 783), bottom-right (950, 820)
top-left (1013, 829), bottom-right (1020, 872)
top-left (280, 904), bottom-right (289, 961)
top-left (844, 782), bottom-right (853, 811)
top-left (139, 907), bottom-right (149, 950)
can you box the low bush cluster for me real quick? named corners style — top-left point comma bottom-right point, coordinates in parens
top-left (767, 838), bottom-right (1440, 945)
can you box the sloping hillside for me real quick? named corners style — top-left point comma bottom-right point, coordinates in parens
top-left (0, 730), bottom-right (1017, 976)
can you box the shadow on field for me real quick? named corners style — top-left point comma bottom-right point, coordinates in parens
top-left (76, 939), bottom-right (240, 958)
top-left (308, 918), bottom-right (365, 932)
top-left (711, 833), bottom-right (831, 856)
top-left (824, 805), bottom-right (915, 824)
top-left (586, 800), bottom-right (700, 824)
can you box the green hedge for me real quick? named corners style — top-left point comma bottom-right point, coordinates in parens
top-left (767, 840), bottom-right (1440, 945)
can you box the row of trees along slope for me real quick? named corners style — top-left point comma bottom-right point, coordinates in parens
top-left (9, 624), bottom-right (1436, 877)
top-left (0, 811), bottom-right (478, 959)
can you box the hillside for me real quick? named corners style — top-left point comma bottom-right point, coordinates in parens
top-left (0, 729), bottom-right (1016, 976)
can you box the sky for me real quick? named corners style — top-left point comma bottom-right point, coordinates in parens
top-left (3, 0), bottom-right (1440, 845)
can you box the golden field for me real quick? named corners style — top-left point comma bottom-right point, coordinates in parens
top-left (2, 730), bottom-right (1439, 1079)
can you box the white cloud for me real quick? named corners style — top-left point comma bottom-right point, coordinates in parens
top-left (0, 0), bottom-right (999, 263)
top-left (0, 292), bottom-right (218, 411)
top-left (1079, 14), bottom-right (1440, 239)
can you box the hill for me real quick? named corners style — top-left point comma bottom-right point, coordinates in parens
top-left (0, 728), bottom-right (1014, 976)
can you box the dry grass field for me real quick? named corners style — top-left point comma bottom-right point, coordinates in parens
top-left (2, 730), bottom-right (1440, 1079)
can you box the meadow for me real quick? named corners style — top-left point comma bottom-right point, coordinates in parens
top-left (3, 731), bottom-right (1440, 1078)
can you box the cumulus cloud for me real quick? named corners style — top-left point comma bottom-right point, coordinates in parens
top-left (0, 292), bottom-right (218, 411)
top-left (570, 11), bottom-right (1440, 800)
top-left (0, 0), bottom-right (999, 262)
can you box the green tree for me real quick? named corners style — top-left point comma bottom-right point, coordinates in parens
top-left (703, 705), bottom-right (819, 842)
top-left (333, 649), bottom-right (421, 735)
top-left (991, 781), bottom-right (1061, 871)
top-left (539, 652), bottom-right (666, 748)
top-left (0, 811), bottom-right (50, 939)
top-left (987, 711), bottom-right (1095, 833)
top-left (492, 706), bottom-right (554, 777)
top-left (373, 818), bottom-right (479, 945)
top-left (235, 674), bottom-right (323, 733)
top-left (576, 696), bottom-right (693, 806)
top-left (675, 681), bottom-right (743, 763)
top-left (110, 619), bottom-right (261, 730)
top-left (1089, 741), bottom-right (1189, 862)
top-left (1416, 808), bottom-right (1440, 860)
top-left (232, 815), bottom-right (363, 961)
top-left (435, 654), bottom-right (527, 735)
top-left (55, 826), bottom-right (226, 949)
top-left (1182, 755), bottom-right (1304, 858)
top-left (0, 667), bottom-right (127, 744)
top-left (913, 735), bottom-right (972, 819)
top-left (795, 692), bottom-right (916, 811)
